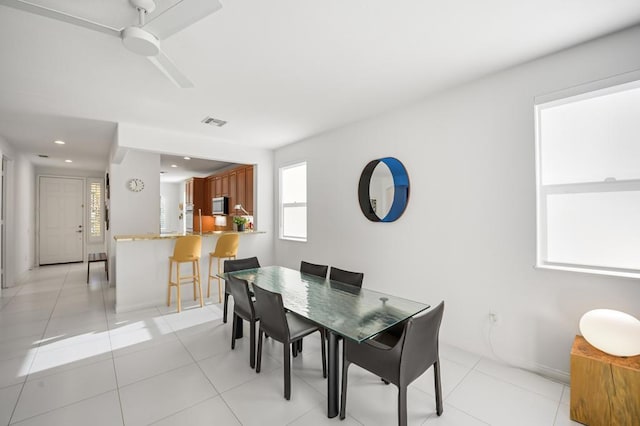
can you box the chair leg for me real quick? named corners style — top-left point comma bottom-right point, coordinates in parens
top-left (339, 358), bottom-right (350, 420)
top-left (231, 313), bottom-right (238, 350)
top-left (167, 261), bottom-right (173, 307)
top-left (196, 260), bottom-right (203, 308)
top-left (176, 263), bottom-right (181, 313)
top-left (249, 319), bottom-right (256, 369)
top-left (434, 360), bottom-right (443, 416)
top-left (207, 254), bottom-right (213, 298)
top-left (320, 329), bottom-right (327, 378)
top-left (292, 341), bottom-right (298, 357)
top-left (217, 257), bottom-right (223, 303)
top-left (298, 339), bottom-right (303, 353)
top-left (284, 342), bottom-right (291, 400)
top-left (256, 329), bottom-right (263, 373)
top-left (223, 291), bottom-right (229, 323)
top-left (192, 261), bottom-right (197, 301)
top-left (398, 386), bottom-right (408, 426)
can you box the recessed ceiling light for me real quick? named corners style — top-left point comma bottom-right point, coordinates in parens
top-left (171, 164), bottom-right (178, 168)
top-left (64, 159), bottom-right (72, 163)
top-left (54, 140), bottom-right (66, 145)
top-left (184, 156), bottom-right (191, 160)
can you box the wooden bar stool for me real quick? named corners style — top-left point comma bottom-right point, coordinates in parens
top-left (207, 233), bottom-right (239, 302)
top-left (167, 235), bottom-right (203, 313)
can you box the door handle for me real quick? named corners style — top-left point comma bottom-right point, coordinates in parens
top-left (77, 230), bottom-right (83, 233)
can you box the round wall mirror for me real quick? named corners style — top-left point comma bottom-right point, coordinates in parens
top-left (358, 157), bottom-right (410, 222)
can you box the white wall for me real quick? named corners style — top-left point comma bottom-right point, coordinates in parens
top-left (0, 136), bottom-right (35, 288)
top-left (274, 25), bottom-right (640, 379)
top-left (160, 182), bottom-right (181, 233)
top-left (14, 153), bottom-right (35, 281)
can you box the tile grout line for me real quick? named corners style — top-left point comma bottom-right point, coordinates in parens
top-left (8, 266), bottom-right (70, 425)
top-left (471, 359), bottom-right (565, 403)
top-left (99, 273), bottom-right (126, 426)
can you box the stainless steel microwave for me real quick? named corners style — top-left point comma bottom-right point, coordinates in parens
top-left (212, 197), bottom-right (229, 215)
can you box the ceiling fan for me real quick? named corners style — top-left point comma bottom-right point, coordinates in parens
top-left (0, 0), bottom-right (223, 88)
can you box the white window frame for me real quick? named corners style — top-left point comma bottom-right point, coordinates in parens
top-left (87, 178), bottom-right (104, 244)
top-left (535, 70), bottom-right (640, 279)
top-left (279, 162), bottom-right (307, 242)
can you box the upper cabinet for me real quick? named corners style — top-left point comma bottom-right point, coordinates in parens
top-left (187, 165), bottom-right (255, 218)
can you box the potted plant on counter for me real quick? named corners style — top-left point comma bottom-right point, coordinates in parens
top-left (233, 216), bottom-right (248, 232)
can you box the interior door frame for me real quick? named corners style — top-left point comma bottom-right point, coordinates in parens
top-left (0, 156), bottom-right (6, 289)
top-left (36, 175), bottom-right (86, 266)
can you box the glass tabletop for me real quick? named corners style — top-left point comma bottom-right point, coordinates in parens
top-left (220, 265), bottom-right (430, 343)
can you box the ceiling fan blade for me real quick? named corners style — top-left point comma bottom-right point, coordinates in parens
top-left (143, 0), bottom-right (222, 40)
top-left (147, 50), bottom-right (194, 88)
top-left (0, 0), bottom-right (120, 38)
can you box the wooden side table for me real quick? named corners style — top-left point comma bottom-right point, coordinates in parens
top-left (570, 335), bottom-right (640, 425)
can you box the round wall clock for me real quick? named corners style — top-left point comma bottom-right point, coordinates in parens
top-left (128, 178), bottom-right (145, 192)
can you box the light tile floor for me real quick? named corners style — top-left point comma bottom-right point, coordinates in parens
top-left (0, 263), bottom-right (579, 425)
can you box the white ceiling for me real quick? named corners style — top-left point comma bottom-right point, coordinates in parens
top-left (1, 0), bottom-right (640, 173)
top-left (159, 154), bottom-right (234, 183)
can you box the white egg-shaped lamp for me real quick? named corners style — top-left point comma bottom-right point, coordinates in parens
top-left (579, 309), bottom-right (640, 357)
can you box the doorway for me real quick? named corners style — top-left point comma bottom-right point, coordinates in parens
top-left (39, 176), bottom-right (85, 265)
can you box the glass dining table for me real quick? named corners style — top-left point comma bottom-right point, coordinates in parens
top-left (219, 265), bottom-right (430, 418)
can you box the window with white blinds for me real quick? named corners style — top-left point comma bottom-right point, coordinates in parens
top-left (88, 179), bottom-right (103, 242)
top-left (160, 195), bottom-right (167, 232)
top-left (279, 162), bottom-right (307, 241)
top-left (535, 74), bottom-right (640, 278)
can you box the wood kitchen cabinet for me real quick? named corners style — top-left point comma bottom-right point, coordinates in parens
top-left (185, 177), bottom-right (205, 212)
top-left (203, 177), bottom-right (214, 215)
top-left (221, 174), bottom-right (229, 196)
top-left (245, 165), bottom-right (254, 214)
top-left (214, 176), bottom-right (222, 198)
top-left (229, 170), bottom-right (237, 214)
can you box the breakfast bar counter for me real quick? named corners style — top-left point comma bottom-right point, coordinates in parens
top-left (113, 230), bottom-right (266, 312)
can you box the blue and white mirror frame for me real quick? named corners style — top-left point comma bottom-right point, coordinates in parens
top-left (358, 157), bottom-right (410, 222)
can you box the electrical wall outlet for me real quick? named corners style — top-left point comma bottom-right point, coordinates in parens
top-left (489, 311), bottom-right (501, 325)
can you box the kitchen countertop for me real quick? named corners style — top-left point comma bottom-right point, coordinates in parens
top-left (114, 230), bottom-right (265, 242)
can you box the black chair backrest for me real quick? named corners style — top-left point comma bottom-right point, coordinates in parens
top-left (252, 285), bottom-right (290, 342)
top-left (224, 257), bottom-right (260, 273)
top-left (227, 275), bottom-right (256, 319)
top-left (300, 261), bottom-right (328, 279)
top-left (329, 267), bottom-right (364, 288)
top-left (399, 301), bottom-right (445, 384)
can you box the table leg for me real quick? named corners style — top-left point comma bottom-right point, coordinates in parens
top-left (234, 316), bottom-right (244, 338)
top-left (327, 331), bottom-right (339, 418)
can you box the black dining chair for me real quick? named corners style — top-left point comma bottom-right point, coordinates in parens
top-left (227, 274), bottom-right (260, 368)
top-left (300, 260), bottom-right (328, 279)
top-left (329, 266), bottom-right (364, 288)
top-left (296, 260), bottom-right (329, 355)
top-left (223, 256), bottom-right (260, 323)
top-left (253, 284), bottom-right (327, 400)
top-left (340, 301), bottom-right (445, 426)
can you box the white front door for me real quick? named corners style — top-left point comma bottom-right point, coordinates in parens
top-left (39, 177), bottom-right (84, 265)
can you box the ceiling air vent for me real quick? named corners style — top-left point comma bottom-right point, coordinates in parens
top-left (38, 154), bottom-right (49, 158)
top-left (201, 116), bottom-right (227, 127)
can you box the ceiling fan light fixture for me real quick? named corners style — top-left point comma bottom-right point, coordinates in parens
top-left (121, 27), bottom-right (160, 56)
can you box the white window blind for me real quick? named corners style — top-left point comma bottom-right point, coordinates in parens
top-left (535, 75), bottom-right (640, 278)
top-left (88, 180), bottom-right (103, 242)
top-left (160, 195), bottom-right (166, 232)
top-left (280, 162), bottom-right (307, 241)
